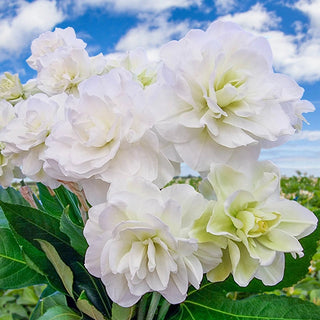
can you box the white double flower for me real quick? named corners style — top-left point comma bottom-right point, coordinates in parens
top-left (192, 161), bottom-right (317, 286)
top-left (84, 178), bottom-right (222, 307)
top-left (148, 21), bottom-right (314, 172)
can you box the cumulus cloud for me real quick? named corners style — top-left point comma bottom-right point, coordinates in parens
top-left (294, 0), bottom-right (320, 36)
top-left (0, 0), bottom-right (64, 61)
top-left (214, 0), bottom-right (236, 14)
top-left (62, 0), bottom-right (202, 14)
top-left (115, 14), bottom-right (196, 59)
top-left (219, 2), bottom-right (320, 82)
top-left (220, 3), bottom-right (281, 31)
top-left (264, 31), bottom-right (320, 82)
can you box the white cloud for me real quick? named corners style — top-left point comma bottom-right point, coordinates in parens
top-left (290, 130), bottom-right (320, 141)
top-left (220, 3), bottom-right (281, 32)
top-left (214, 0), bottom-right (236, 14)
top-left (294, 0), bottom-right (320, 35)
top-left (259, 136), bottom-right (320, 176)
top-left (63, 0), bottom-right (202, 14)
top-left (115, 14), bottom-right (193, 55)
top-left (219, 3), bottom-right (320, 82)
top-left (0, 0), bottom-right (64, 60)
top-left (262, 31), bottom-right (320, 82)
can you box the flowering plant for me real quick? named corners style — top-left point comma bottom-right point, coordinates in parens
top-left (0, 22), bottom-right (319, 320)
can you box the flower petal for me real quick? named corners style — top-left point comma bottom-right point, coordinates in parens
top-left (255, 252), bottom-right (285, 286)
top-left (258, 229), bottom-right (303, 253)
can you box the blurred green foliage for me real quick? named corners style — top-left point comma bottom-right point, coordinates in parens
top-left (0, 286), bottom-right (44, 320)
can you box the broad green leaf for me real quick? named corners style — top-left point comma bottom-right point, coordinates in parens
top-left (71, 261), bottom-right (112, 319)
top-left (0, 200), bottom-right (81, 294)
top-left (0, 207), bottom-right (8, 229)
top-left (12, 230), bottom-right (67, 295)
top-left (60, 207), bottom-right (88, 256)
top-left (30, 287), bottom-right (67, 320)
top-left (171, 286), bottom-right (320, 320)
top-left (37, 239), bottom-right (74, 299)
top-left (37, 183), bottom-right (64, 218)
top-left (112, 303), bottom-right (135, 320)
top-left (0, 201), bottom-right (81, 265)
top-left (0, 186), bottom-right (29, 228)
top-left (36, 305), bottom-right (81, 320)
top-left (0, 227), bottom-right (45, 289)
top-left (77, 290), bottom-right (107, 320)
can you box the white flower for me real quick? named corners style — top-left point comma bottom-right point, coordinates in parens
top-left (22, 79), bottom-right (42, 98)
top-left (0, 100), bottom-right (16, 187)
top-left (0, 93), bottom-right (65, 187)
top-left (27, 27), bottom-right (86, 71)
top-left (192, 161), bottom-right (317, 286)
top-left (26, 27), bottom-right (106, 96)
top-left (84, 178), bottom-right (221, 307)
top-left (37, 48), bottom-right (106, 96)
top-left (0, 100), bottom-right (15, 129)
top-left (148, 20), bottom-right (314, 172)
top-left (43, 68), bottom-right (176, 203)
top-left (0, 72), bottom-right (24, 104)
top-left (0, 146), bottom-right (15, 187)
top-left (105, 48), bottom-right (158, 87)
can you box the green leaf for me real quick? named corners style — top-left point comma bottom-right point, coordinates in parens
top-left (37, 183), bottom-right (64, 218)
top-left (36, 305), bottom-right (81, 320)
top-left (77, 290), bottom-right (107, 320)
top-left (71, 261), bottom-right (112, 319)
top-left (60, 207), bottom-right (88, 256)
top-left (16, 285), bottom-right (43, 305)
top-left (54, 185), bottom-right (83, 226)
top-left (0, 186), bottom-right (29, 206)
top-left (112, 303), bottom-right (135, 320)
top-left (3, 303), bottom-right (27, 318)
top-left (30, 287), bottom-right (67, 320)
top-left (37, 239), bottom-right (74, 299)
top-left (0, 200), bottom-right (82, 294)
top-left (0, 201), bottom-right (82, 265)
top-left (11, 230), bottom-right (67, 294)
top-left (171, 286), bottom-right (320, 320)
top-left (0, 186), bottom-right (29, 228)
top-left (0, 227), bottom-right (45, 289)
top-left (0, 207), bottom-right (8, 228)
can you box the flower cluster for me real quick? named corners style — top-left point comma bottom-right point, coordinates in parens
top-left (0, 21), bottom-right (317, 307)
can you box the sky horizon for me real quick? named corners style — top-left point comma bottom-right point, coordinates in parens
top-left (0, 0), bottom-right (319, 176)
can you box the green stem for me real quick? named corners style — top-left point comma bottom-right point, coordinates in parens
top-left (157, 299), bottom-right (171, 320)
top-left (146, 292), bottom-right (161, 320)
top-left (137, 294), bottom-right (149, 320)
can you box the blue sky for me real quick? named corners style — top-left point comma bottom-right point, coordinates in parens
top-left (0, 0), bottom-right (319, 176)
